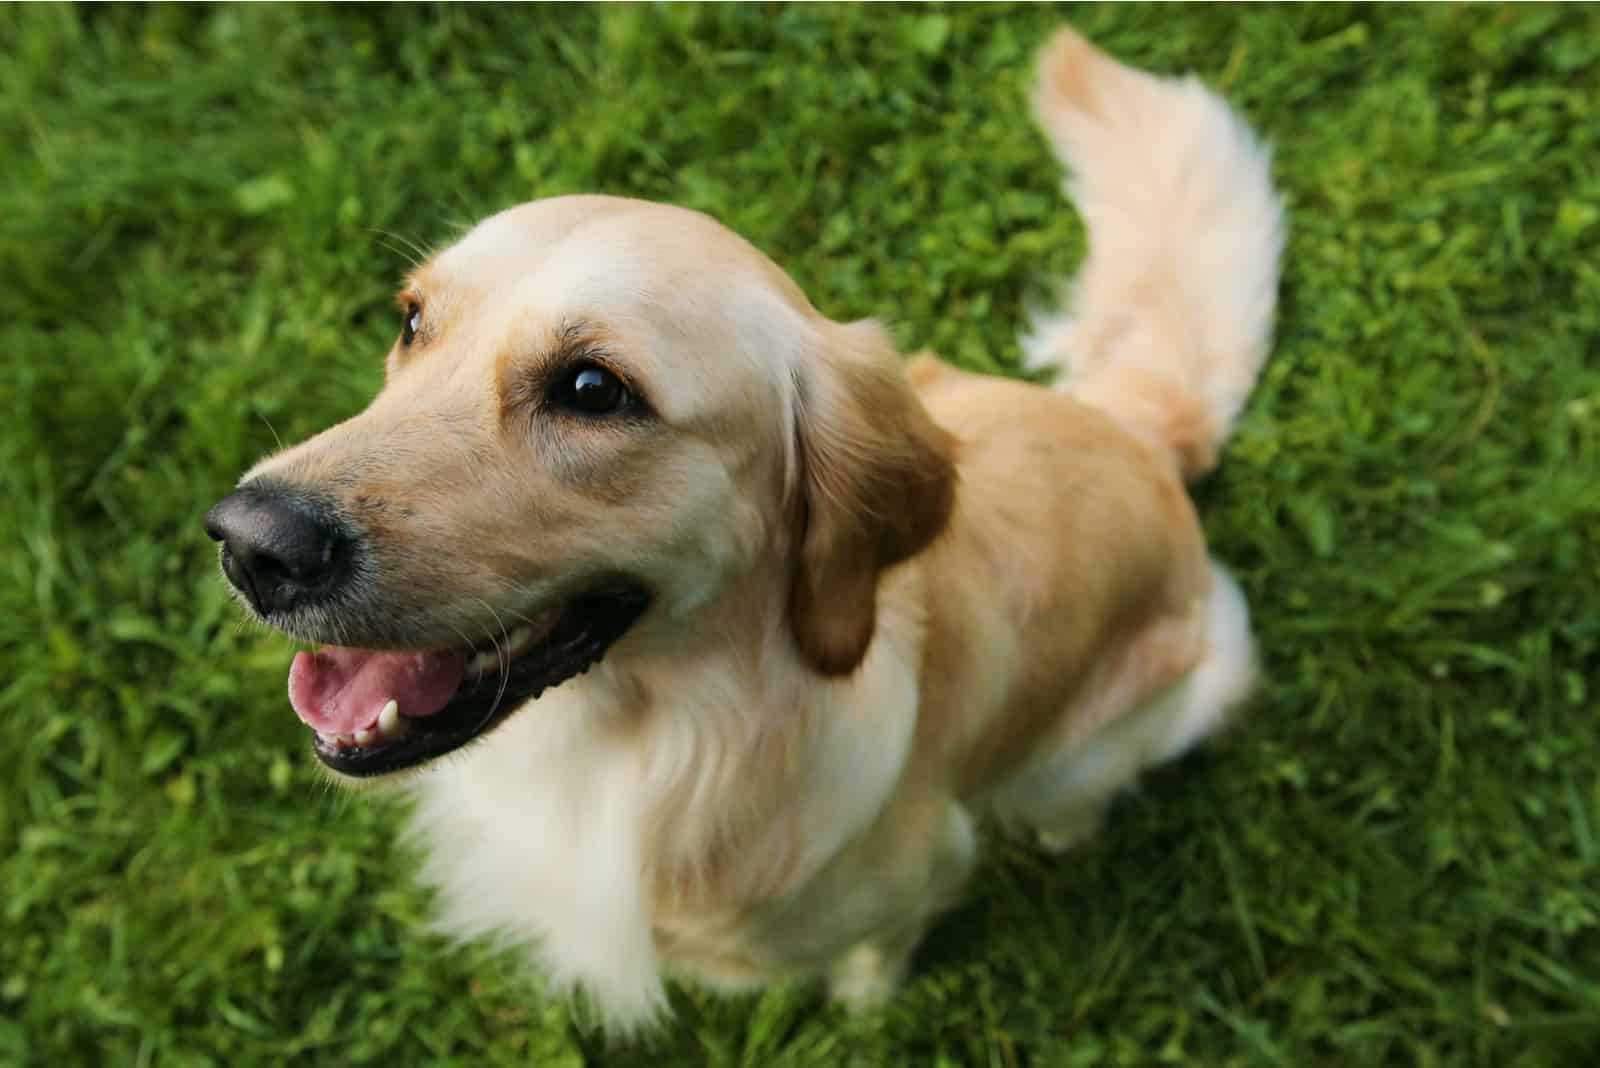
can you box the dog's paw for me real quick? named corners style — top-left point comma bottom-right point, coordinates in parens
top-left (1035, 803), bottom-right (1105, 854)
top-left (827, 944), bottom-right (903, 1012)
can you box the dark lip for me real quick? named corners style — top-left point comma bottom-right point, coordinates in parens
top-left (310, 587), bottom-right (651, 778)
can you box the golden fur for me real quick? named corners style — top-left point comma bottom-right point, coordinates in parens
top-left (231, 29), bottom-right (1284, 1026)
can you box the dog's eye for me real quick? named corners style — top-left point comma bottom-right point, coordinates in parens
top-left (556, 364), bottom-right (629, 416)
top-left (401, 303), bottom-right (421, 346)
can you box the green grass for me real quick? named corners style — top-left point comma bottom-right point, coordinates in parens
top-left (3, 4), bottom-right (1598, 1065)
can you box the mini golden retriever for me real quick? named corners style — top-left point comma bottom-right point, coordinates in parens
top-left (208, 29), bottom-right (1284, 1027)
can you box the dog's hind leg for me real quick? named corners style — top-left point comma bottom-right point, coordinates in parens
top-left (989, 563), bottom-right (1256, 853)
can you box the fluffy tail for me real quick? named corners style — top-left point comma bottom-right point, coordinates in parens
top-left (1021, 29), bottom-right (1286, 481)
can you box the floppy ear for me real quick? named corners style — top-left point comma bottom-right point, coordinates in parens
top-left (788, 320), bottom-right (957, 675)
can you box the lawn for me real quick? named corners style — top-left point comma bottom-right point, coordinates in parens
top-left (3, 4), bottom-right (1599, 1065)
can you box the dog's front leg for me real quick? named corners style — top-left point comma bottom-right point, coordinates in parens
top-left (826, 801), bottom-right (977, 1009)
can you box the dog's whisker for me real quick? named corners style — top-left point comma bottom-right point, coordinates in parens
top-left (474, 598), bottom-right (516, 714)
top-left (474, 629), bottom-right (513, 714)
top-left (370, 227), bottom-right (435, 269)
top-left (257, 413), bottom-right (285, 451)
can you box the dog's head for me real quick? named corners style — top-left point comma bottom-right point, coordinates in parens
top-left (207, 196), bottom-right (953, 778)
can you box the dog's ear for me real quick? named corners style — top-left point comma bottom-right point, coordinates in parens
top-left (788, 320), bottom-right (956, 675)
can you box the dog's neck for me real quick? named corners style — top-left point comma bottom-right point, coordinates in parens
top-left (579, 554), bottom-right (817, 857)
top-left (612, 556), bottom-right (927, 876)
top-left (405, 552), bottom-right (926, 1027)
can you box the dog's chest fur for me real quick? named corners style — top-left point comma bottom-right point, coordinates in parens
top-left (402, 592), bottom-right (926, 1027)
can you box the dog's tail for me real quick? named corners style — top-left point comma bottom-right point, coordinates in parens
top-left (1021, 29), bottom-right (1286, 482)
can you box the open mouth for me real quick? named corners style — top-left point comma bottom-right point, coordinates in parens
top-left (288, 587), bottom-right (651, 777)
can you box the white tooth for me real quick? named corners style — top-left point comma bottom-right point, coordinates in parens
top-left (335, 733), bottom-right (355, 748)
top-left (378, 699), bottom-right (401, 736)
top-left (507, 624), bottom-right (533, 651)
top-left (354, 728), bottom-right (377, 747)
top-left (467, 650), bottom-right (499, 677)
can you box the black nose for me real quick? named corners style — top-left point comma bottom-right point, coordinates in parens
top-left (204, 484), bottom-right (349, 616)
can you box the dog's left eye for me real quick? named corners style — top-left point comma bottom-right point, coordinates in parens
top-left (555, 364), bottom-right (630, 416)
top-left (401, 303), bottom-right (421, 346)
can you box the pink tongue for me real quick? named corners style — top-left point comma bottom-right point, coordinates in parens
top-left (287, 646), bottom-right (468, 734)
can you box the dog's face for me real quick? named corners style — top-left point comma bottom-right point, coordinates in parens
top-left (207, 196), bottom-right (954, 779)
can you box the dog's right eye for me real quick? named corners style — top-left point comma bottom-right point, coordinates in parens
top-left (401, 303), bottom-right (421, 346)
top-left (554, 363), bottom-right (630, 416)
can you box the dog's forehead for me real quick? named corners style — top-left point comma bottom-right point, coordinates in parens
top-left (418, 196), bottom-right (817, 383)
top-left (427, 197), bottom-right (627, 289)
top-left (428, 196), bottom-right (795, 307)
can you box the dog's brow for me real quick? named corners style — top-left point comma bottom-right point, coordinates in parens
top-left (536, 319), bottom-right (617, 378)
top-left (555, 318), bottom-right (596, 353)
top-left (496, 318), bottom-right (626, 419)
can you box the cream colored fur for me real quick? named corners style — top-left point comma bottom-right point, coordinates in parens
top-left (240, 28), bottom-right (1285, 1030)
top-left (1022, 29), bottom-right (1286, 480)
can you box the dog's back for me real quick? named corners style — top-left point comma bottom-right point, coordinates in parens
top-left (902, 28), bottom-right (1284, 841)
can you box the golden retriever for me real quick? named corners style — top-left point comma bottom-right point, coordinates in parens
top-left (206, 28), bottom-right (1284, 1028)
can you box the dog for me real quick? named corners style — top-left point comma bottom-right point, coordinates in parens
top-left (206, 28), bottom-right (1284, 1029)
